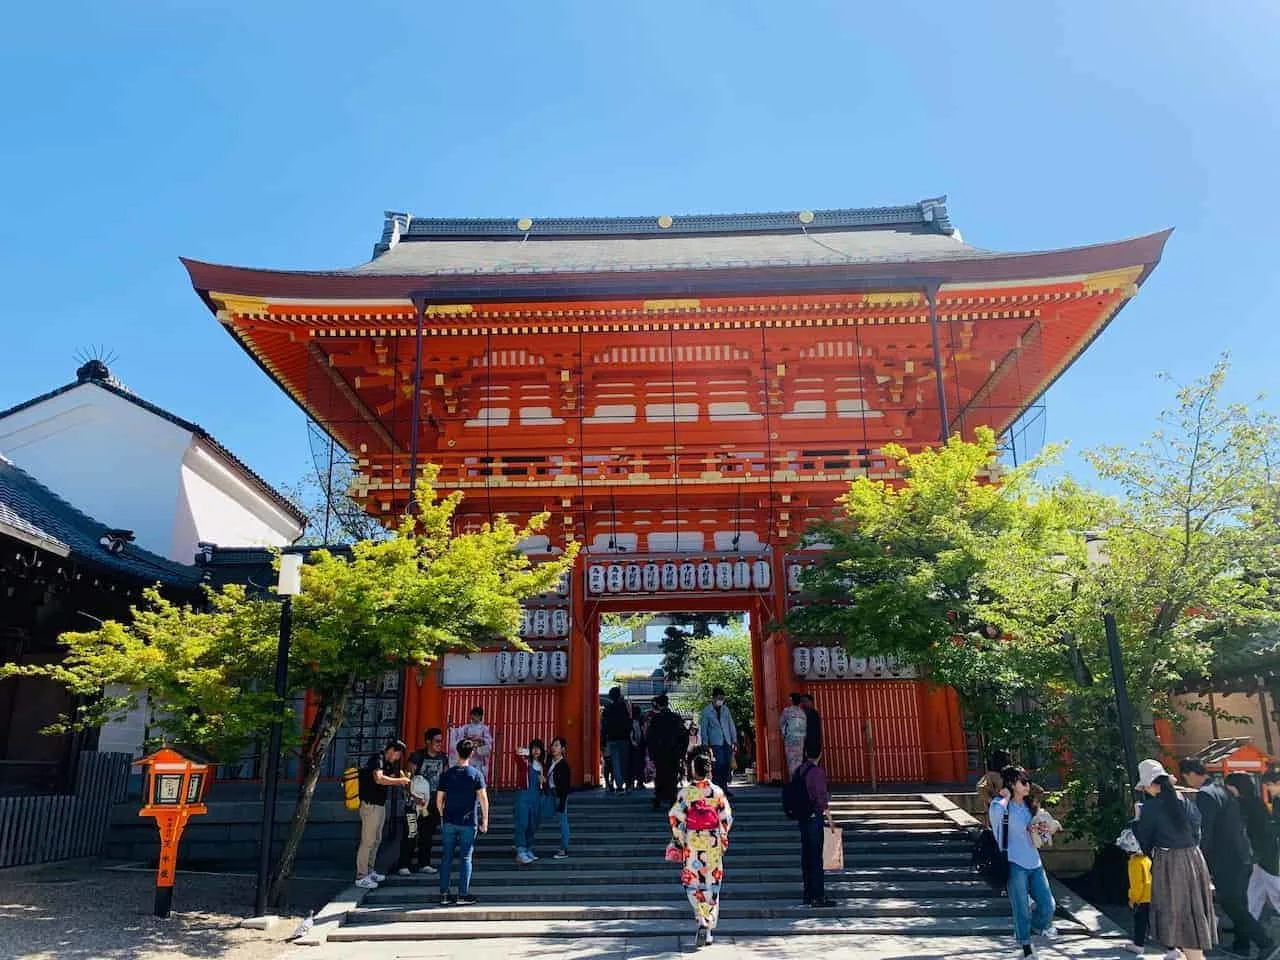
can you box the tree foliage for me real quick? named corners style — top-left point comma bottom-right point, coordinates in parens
top-left (2, 467), bottom-right (575, 902)
top-left (676, 624), bottom-right (755, 745)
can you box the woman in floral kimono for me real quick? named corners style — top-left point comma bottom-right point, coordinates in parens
top-left (780, 692), bottom-right (808, 777)
top-left (669, 747), bottom-right (734, 948)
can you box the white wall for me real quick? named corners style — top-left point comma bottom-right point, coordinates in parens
top-left (175, 440), bottom-right (300, 555)
top-left (0, 385), bottom-right (190, 558)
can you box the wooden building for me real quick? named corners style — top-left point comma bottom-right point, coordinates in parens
top-left (183, 198), bottom-right (1169, 786)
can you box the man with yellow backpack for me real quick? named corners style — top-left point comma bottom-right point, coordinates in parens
top-left (354, 740), bottom-right (410, 889)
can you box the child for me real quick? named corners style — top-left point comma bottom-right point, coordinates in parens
top-left (545, 736), bottom-right (572, 859)
top-left (513, 738), bottom-right (547, 864)
top-left (1116, 828), bottom-right (1153, 955)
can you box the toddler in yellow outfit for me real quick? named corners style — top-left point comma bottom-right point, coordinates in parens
top-left (1117, 828), bottom-right (1155, 955)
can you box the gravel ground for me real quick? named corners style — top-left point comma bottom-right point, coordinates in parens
top-left (0, 859), bottom-right (344, 960)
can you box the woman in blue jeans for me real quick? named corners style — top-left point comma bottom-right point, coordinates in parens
top-left (544, 736), bottom-right (572, 859)
top-left (513, 739), bottom-right (547, 864)
top-left (988, 765), bottom-right (1055, 959)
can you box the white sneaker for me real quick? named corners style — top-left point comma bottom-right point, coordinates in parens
top-left (396, 868), bottom-right (410, 876)
top-left (527, 851), bottom-right (540, 862)
top-left (370, 872), bottom-right (386, 883)
top-left (417, 865), bottom-right (438, 874)
top-left (1119, 943), bottom-right (1143, 955)
top-left (1161, 951), bottom-right (1181, 960)
top-left (355, 876), bottom-right (379, 889)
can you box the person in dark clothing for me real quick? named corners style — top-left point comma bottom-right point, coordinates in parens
top-left (355, 739), bottom-right (409, 888)
top-left (801, 694), bottom-right (822, 761)
top-left (627, 704), bottom-right (647, 790)
top-left (399, 727), bottom-right (447, 875)
top-left (1132, 759), bottom-right (1216, 960)
top-left (793, 746), bottom-right (835, 908)
top-left (645, 694), bottom-right (689, 810)
top-left (603, 686), bottom-right (633, 794)
top-left (1227, 771), bottom-right (1280, 925)
top-left (1179, 757), bottom-right (1277, 958)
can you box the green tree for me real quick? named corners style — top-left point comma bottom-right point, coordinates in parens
top-left (676, 625), bottom-right (755, 749)
top-left (661, 613), bottom-right (739, 683)
top-left (2, 468), bottom-right (575, 903)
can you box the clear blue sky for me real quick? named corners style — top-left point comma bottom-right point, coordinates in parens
top-left (3, 2), bottom-right (1277, 496)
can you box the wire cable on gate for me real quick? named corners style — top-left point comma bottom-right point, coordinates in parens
top-left (485, 327), bottom-right (494, 528)
top-left (854, 323), bottom-right (872, 479)
top-left (668, 323), bottom-right (680, 552)
top-left (947, 310), bottom-right (966, 439)
top-left (759, 322), bottom-right (775, 557)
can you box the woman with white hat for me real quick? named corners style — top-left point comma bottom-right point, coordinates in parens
top-left (1131, 758), bottom-right (1216, 960)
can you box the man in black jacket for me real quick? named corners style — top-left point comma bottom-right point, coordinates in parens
top-left (644, 694), bottom-right (689, 811)
top-left (801, 694), bottom-right (823, 761)
top-left (603, 687), bottom-right (633, 794)
top-left (1179, 757), bottom-right (1277, 958)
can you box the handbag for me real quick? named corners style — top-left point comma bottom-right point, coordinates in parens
top-left (664, 842), bottom-right (684, 864)
top-left (971, 807), bottom-right (1011, 889)
top-left (822, 826), bottom-right (844, 871)
top-left (686, 798), bottom-right (720, 831)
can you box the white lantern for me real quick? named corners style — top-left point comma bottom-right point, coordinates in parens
top-left (520, 607), bottom-right (532, 637)
top-left (513, 650), bottom-right (531, 680)
top-left (697, 562), bottom-right (715, 590)
top-left (496, 650), bottom-right (514, 683)
top-left (793, 646), bottom-right (812, 678)
top-left (624, 564), bottom-right (642, 593)
top-left (588, 564), bottom-right (606, 594)
top-left (787, 563), bottom-right (804, 594)
top-left (550, 650), bottom-right (569, 681)
top-left (533, 608), bottom-right (550, 637)
top-left (532, 651), bottom-right (549, 682)
top-left (812, 646), bottom-right (832, 677)
top-left (733, 560), bottom-right (751, 590)
top-left (661, 563), bottom-right (679, 591)
top-left (869, 655), bottom-right (887, 676)
top-left (606, 564), bottom-right (624, 593)
top-left (751, 560), bottom-right (771, 590)
top-left (551, 608), bottom-right (569, 637)
top-left (715, 562), bottom-right (734, 591)
top-left (642, 563), bottom-right (660, 592)
top-left (557, 571), bottom-right (571, 596)
top-left (679, 563), bottom-right (696, 590)
top-left (850, 656), bottom-right (868, 676)
top-left (831, 646), bottom-right (850, 677)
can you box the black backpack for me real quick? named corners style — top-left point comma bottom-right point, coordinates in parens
top-left (971, 806), bottom-right (1011, 889)
top-left (782, 763), bottom-right (816, 821)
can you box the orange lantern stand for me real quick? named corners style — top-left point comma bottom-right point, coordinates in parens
top-left (135, 747), bottom-right (212, 917)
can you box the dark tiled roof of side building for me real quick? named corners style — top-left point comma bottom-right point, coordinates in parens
top-left (0, 452), bottom-right (202, 587)
top-left (0, 362), bottom-right (306, 527)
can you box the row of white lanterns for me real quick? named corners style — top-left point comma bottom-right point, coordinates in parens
top-left (495, 649), bottom-right (569, 683)
top-left (519, 607), bottom-right (570, 638)
top-left (587, 559), bottom-right (772, 595)
top-left (793, 647), bottom-right (915, 679)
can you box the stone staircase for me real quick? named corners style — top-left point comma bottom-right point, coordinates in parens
top-left (327, 787), bottom-right (1019, 944)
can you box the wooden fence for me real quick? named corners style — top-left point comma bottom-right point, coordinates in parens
top-left (0, 751), bottom-right (132, 868)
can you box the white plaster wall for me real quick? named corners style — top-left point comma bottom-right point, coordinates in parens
top-left (175, 441), bottom-right (301, 555)
top-left (0, 384), bottom-right (189, 558)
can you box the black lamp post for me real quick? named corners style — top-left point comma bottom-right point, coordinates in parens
top-left (254, 553), bottom-right (302, 917)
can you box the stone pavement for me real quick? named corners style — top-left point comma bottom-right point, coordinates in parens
top-left (307, 931), bottom-right (1142, 959)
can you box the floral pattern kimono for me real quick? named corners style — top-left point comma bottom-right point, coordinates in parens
top-left (669, 778), bottom-right (734, 929)
top-left (780, 704), bottom-right (808, 776)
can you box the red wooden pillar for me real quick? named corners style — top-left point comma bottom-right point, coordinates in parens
top-left (918, 682), bottom-right (962, 784)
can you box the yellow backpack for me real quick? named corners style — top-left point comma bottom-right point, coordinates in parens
top-left (341, 766), bottom-right (360, 811)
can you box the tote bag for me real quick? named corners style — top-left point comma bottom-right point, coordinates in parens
top-left (822, 826), bottom-right (844, 871)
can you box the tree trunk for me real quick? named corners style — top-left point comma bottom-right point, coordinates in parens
top-left (268, 680), bottom-right (354, 905)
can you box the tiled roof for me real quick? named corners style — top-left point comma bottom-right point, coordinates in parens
top-left (0, 453), bottom-right (202, 587)
top-left (0, 368), bottom-right (305, 527)
top-left (361, 198), bottom-right (981, 275)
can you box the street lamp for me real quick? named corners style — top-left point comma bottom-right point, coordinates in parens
top-left (254, 552), bottom-right (302, 917)
top-left (1086, 534), bottom-right (1140, 791)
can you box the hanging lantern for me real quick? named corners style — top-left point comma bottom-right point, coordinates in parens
top-left (531, 651), bottom-right (550, 682)
top-left (532, 609), bottom-right (550, 637)
top-left (550, 650), bottom-right (569, 682)
top-left (513, 650), bottom-right (531, 681)
top-left (850, 656), bottom-right (868, 676)
top-left (642, 563), bottom-right (660, 592)
top-left (793, 646), bottom-right (812, 678)
top-left (787, 563), bottom-right (804, 594)
top-left (751, 560), bottom-right (771, 590)
top-left (812, 646), bottom-right (832, 677)
top-left (661, 563), bottom-right (679, 591)
top-left (557, 571), bottom-right (571, 597)
top-left (496, 650), bottom-right (514, 683)
top-left (588, 564), bottom-right (606, 594)
top-left (551, 608), bottom-right (569, 637)
top-left (679, 563), bottom-right (696, 591)
top-left (733, 560), bottom-right (751, 590)
top-left (697, 562), bottom-right (715, 590)
top-left (869, 655), bottom-right (887, 676)
top-left (520, 608), bottom-right (532, 637)
top-left (606, 564), bottom-right (624, 593)
top-left (715, 562), bottom-right (734, 591)
top-left (624, 564), bottom-right (642, 593)
top-left (831, 646), bottom-right (850, 677)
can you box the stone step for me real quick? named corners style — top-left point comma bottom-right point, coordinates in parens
top-left (326, 914), bottom-right (1016, 942)
top-left (380, 864), bottom-right (979, 885)
top-left (362, 879), bottom-right (999, 904)
top-left (347, 896), bottom-right (1009, 924)
top-left (386, 851), bottom-right (972, 873)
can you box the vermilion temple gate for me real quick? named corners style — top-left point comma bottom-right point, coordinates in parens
top-left (185, 198), bottom-right (1168, 786)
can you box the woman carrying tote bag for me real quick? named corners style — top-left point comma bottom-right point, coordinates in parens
top-left (987, 765), bottom-right (1055, 959)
